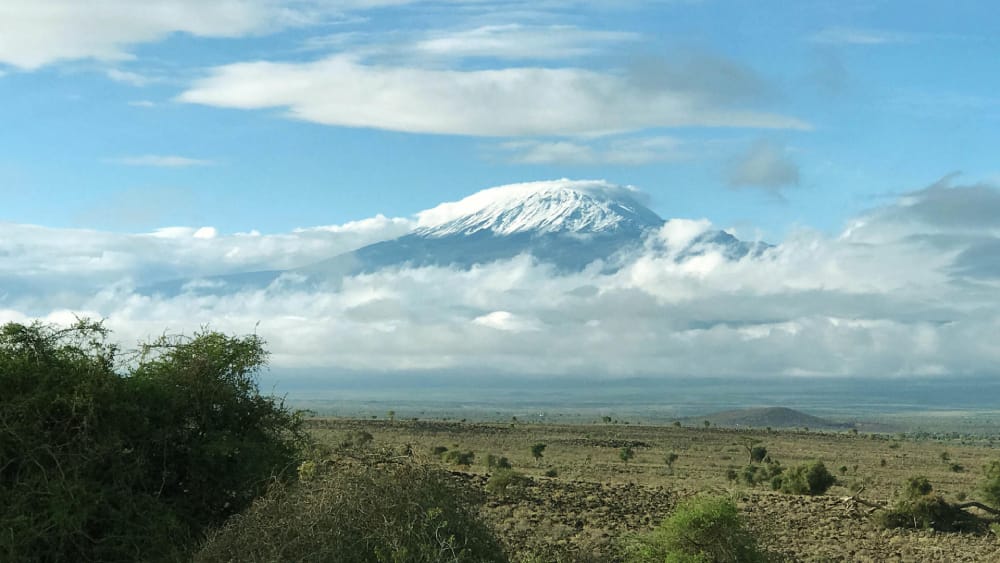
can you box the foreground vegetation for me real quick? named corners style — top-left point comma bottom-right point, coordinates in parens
top-left (4, 320), bottom-right (1000, 561)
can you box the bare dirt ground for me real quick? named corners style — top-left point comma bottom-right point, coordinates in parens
top-left (309, 419), bottom-right (1000, 562)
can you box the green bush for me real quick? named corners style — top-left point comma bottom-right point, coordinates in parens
top-left (777, 461), bottom-right (836, 495)
top-left (196, 452), bottom-right (507, 563)
top-left (443, 450), bottom-right (475, 466)
top-left (623, 496), bottom-right (772, 563)
top-left (485, 469), bottom-right (530, 498)
top-left (486, 454), bottom-right (512, 469)
top-left (980, 461), bottom-right (1000, 508)
top-left (877, 476), bottom-right (982, 532)
top-left (741, 460), bottom-right (783, 488)
top-left (0, 320), bottom-right (308, 562)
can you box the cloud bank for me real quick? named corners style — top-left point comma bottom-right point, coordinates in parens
top-left (3, 177), bottom-right (1000, 379)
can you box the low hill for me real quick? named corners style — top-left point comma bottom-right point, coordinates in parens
top-left (687, 407), bottom-right (852, 430)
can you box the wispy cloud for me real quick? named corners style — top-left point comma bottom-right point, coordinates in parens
top-left (111, 155), bottom-right (216, 167)
top-left (105, 68), bottom-right (157, 87)
top-left (0, 0), bottom-right (409, 70)
top-left (127, 100), bottom-right (156, 108)
top-left (499, 136), bottom-right (687, 165)
top-left (727, 140), bottom-right (800, 191)
top-left (810, 27), bottom-right (910, 46)
top-left (413, 24), bottom-right (638, 60)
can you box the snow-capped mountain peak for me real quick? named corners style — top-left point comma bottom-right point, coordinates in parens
top-left (414, 179), bottom-right (664, 237)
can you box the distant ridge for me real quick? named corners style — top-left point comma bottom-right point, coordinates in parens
top-left (688, 407), bottom-right (852, 430)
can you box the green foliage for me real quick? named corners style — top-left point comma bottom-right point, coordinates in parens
top-left (741, 460), bottom-right (784, 488)
top-left (750, 446), bottom-right (768, 464)
top-left (622, 496), bottom-right (772, 563)
top-left (877, 476), bottom-right (982, 532)
top-left (433, 445), bottom-right (449, 456)
top-left (530, 443), bottom-right (546, 461)
top-left (0, 321), bottom-right (308, 562)
top-left (443, 450), bottom-right (475, 466)
top-left (980, 460), bottom-right (1000, 508)
top-left (776, 461), bottom-right (836, 495)
top-left (197, 451), bottom-right (507, 563)
top-left (620, 446), bottom-right (635, 464)
top-left (486, 454), bottom-right (512, 469)
top-left (485, 469), bottom-right (529, 498)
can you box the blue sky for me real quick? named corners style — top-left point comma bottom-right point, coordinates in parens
top-left (3, 0), bottom-right (998, 237)
top-left (3, 1), bottom-right (1000, 379)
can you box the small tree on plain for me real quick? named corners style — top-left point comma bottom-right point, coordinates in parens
top-left (530, 443), bottom-right (546, 463)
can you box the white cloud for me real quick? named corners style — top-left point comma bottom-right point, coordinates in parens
top-left (0, 0), bottom-right (406, 69)
top-left (178, 55), bottom-right (810, 137)
top-left (810, 27), bottom-right (910, 46)
top-left (106, 68), bottom-right (158, 87)
top-left (5, 178), bottom-right (1000, 378)
top-left (413, 24), bottom-right (638, 60)
top-left (112, 155), bottom-right (216, 167)
top-left (500, 136), bottom-right (686, 165)
top-left (0, 216), bottom-right (414, 302)
top-left (128, 100), bottom-right (157, 108)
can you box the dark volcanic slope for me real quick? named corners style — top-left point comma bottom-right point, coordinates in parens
top-left (690, 407), bottom-right (851, 430)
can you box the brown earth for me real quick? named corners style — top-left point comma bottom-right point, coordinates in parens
top-left (309, 418), bottom-right (1000, 562)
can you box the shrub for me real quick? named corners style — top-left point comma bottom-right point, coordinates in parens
top-left (196, 452), bottom-right (507, 562)
top-left (777, 461), bottom-right (836, 495)
top-left (620, 446), bottom-right (635, 464)
top-left (443, 450), bottom-right (475, 466)
top-left (980, 461), bottom-right (1000, 508)
top-left (750, 446), bottom-right (768, 463)
top-left (486, 454), bottom-right (512, 469)
top-left (741, 460), bottom-right (783, 488)
top-left (485, 469), bottom-right (530, 498)
top-left (622, 496), bottom-right (772, 563)
top-left (877, 476), bottom-right (982, 532)
top-left (0, 321), bottom-right (308, 562)
top-left (530, 443), bottom-right (546, 462)
top-left (544, 468), bottom-right (558, 478)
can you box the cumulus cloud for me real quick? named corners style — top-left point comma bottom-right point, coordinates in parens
top-left (178, 54), bottom-right (809, 137)
top-left (4, 178), bottom-right (1000, 379)
top-left (727, 140), bottom-right (800, 191)
top-left (0, 215), bottom-right (414, 309)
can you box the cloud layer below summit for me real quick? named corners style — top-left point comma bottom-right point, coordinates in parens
top-left (3, 177), bottom-right (999, 379)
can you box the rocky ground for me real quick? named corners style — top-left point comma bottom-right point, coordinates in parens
top-left (310, 419), bottom-right (1000, 561)
top-left (464, 473), bottom-right (1000, 562)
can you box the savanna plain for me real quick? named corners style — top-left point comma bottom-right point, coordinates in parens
top-left (299, 414), bottom-right (1000, 562)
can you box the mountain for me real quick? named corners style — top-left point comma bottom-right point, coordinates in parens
top-left (146, 179), bottom-right (767, 295)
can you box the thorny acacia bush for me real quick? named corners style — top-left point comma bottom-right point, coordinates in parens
top-left (195, 449), bottom-right (508, 563)
top-left (877, 476), bottom-right (983, 532)
top-left (0, 320), bottom-right (309, 562)
top-left (777, 460), bottom-right (836, 496)
top-left (623, 495), bottom-right (774, 563)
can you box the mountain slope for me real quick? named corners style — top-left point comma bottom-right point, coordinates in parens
top-left (145, 179), bottom-right (767, 295)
